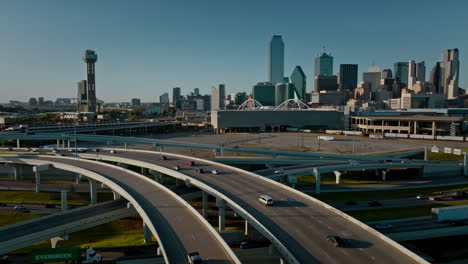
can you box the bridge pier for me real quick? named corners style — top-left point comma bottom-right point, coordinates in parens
top-left (67, 140), bottom-right (71, 149)
top-left (334, 171), bottom-right (342, 184)
top-left (313, 169), bottom-right (321, 194)
top-left (381, 170), bottom-right (387, 181)
top-left (75, 174), bottom-right (82, 184)
top-left (16, 139), bottom-right (20, 148)
top-left (219, 144), bottom-right (225, 156)
top-left (143, 222), bottom-right (152, 243)
top-left (202, 191), bottom-right (208, 218)
top-left (33, 164), bottom-right (51, 192)
top-left (12, 164), bottom-right (22, 180)
top-left (56, 139), bottom-right (60, 148)
top-left (464, 152), bottom-right (468, 176)
top-left (50, 235), bottom-right (68, 248)
top-left (288, 176), bottom-right (297, 189)
top-left (149, 170), bottom-right (164, 184)
top-left (61, 190), bottom-right (68, 211)
top-left (112, 190), bottom-right (121, 200)
top-left (244, 220), bottom-right (249, 238)
top-left (216, 197), bottom-right (226, 231)
top-left (424, 146), bottom-right (428, 161)
top-left (89, 179), bottom-right (97, 204)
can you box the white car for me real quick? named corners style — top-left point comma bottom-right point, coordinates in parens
top-left (110, 150), bottom-right (117, 154)
top-left (258, 195), bottom-right (274, 206)
top-left (416, 195), bottom-right (427, 200)
top-left (274, 169), bottom-right (284, 174)
top-left (211, 170), bottom-right (219, 174)
top-left (14, 205), bottom-right (27, 211)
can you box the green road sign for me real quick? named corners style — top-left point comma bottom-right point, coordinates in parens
top-left (30, 247), bottom-right (81, 263)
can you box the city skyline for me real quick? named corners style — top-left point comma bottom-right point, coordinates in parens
top-left (0, 0), bottom-right (467, 103)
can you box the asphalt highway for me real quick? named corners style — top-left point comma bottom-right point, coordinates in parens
top-left (0, 155), bottom-right (236, 264)
top-left (91, 149), bottom-right (424, 264)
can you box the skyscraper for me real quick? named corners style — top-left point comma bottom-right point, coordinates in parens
top-left (363, 70), bottom-right (381, 92)
top-left (253, 82), bottom-right (276, 106)
top-left (394, 62), bottom-right (408, 85)
top-left (77, 80), bottom-right (88, 112)
top-left (159, 92), bottom-right (169, 104)
top-left (172, 87), bottom-right (181, 105)
top-left (440, 48), bottom-right (460, 99)
top-left (416, 61), bottom-right (426, 82)
top-left (211, 84), bottom-right (226, 110)
top-left (269, 35), bottom-right (284, 83)
top-left (382, 69), bottom-right (393, 79)
top-left (290, 66), bottom-right (306, 100)
top-left (194, 88), bottom-right (200, 96)
top-left (339, 64), bottom-right (358, 91)
top-left (314, 75), bottom-right (337, 92)
top-left (315, 53), bottom-right (333, 76)
top-left (430, 62), bottom-right (441, 94)
top-left (83, 49), bottom-right (98, 112)
top-left (408, 61), bottom-right (426, 89)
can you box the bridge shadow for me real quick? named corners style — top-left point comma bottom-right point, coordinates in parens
top-left (272, 200), bottom-right (307, 207)
top-left (342, 238), bottom-right (373, 249)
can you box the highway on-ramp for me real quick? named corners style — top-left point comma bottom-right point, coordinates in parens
top-left (81, 149), bottom-right (427, 264)
top-left (0, 154), bottom-right (238, 264)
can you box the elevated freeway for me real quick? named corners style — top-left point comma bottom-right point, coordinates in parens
top-left (0, 154), bottom-right (239, 264)
top-left (74, 148), bottom-right (428, 264)
top-left (0, 199), bottom-right (136, 254)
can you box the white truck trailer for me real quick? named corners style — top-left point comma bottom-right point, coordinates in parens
top-left (432, 205), bottom-right (468, 222)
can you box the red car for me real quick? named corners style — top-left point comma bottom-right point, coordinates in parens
top-left (186, 161), bottom-right (195, 166)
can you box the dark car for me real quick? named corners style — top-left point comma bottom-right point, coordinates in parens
top-left (368, 201), bottom-right (382, 207)
top-left (45, 204), bottom-right (56, 209)
top-left (161, 155), bottom-right (167, 160)
top-left (326, 235), bottom-right (344, 247)
top-left (0, 203), bottom-right (6, 207)
top-left (187, 252), bottom-right (202, 264)
top-left (345, 201), bottom-right (357, 206)
top-left (196, 168), bottom-right (204, 174)
top-left (240, 241), bottom-right (259, 249)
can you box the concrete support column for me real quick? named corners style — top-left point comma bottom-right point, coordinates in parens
top-left (313, 169), bottom-right (321, 194)
top-left (149, 170), bottom-right (164, 184)
top-left (141, 167), bottom-right (148, 175)
top-left (244, 220), bottom-right (249, 238)
top-left (124, 143), bottom-right (127, 149)
top-left (464, 152), bottom-right (468, 176)
top-left (61, 190), bottom-right (68, 211)
top-left (13, 165), bottom-right (22, 180)
top-left (112, 190), bottom-right (121, 200)
top-left (16, 139), bottom-right (20, 148)
top-left (56, 139), bottom-right (60, 148)
top-left (288, 176), bottom-right (297, 189)
top-left (89, 179), bottom-right (97, 204)
top-left (34, 171), bottom-right (40, 192)
top-left (424, 146), bottom-right (428, 161)
top-left (216, 197), bottom-right (226, 231)
top-left (67, 140), bottom-right (71, 149)
top-left (219, 144), bottom-right (225, 156)
top-left (432, 121), bottom-right (436, 136)
top-left (75, 174), bottom-right (81, 184)
top-left (202, 191), bottom-right (208, 219)
top-left (143, 222), bottom-right (152, 243)
top-left (381, 170), bottom-right (387, 181)
top-left (334, 171), bottom-right (342, 184)
top-left (50, 235), bottom-right (68, 248)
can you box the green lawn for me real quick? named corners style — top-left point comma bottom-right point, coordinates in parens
top-left (9, 217), bottom-right (153, 254)
top-left (313, 184), bottom-right (468, 203)
top-left (0, 190), bottom-right (112, 205)
top-left (349, 200), bottom-right (468, 222)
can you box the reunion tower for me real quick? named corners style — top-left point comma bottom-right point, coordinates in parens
top-left (83, 49), bottom-right (98, 112)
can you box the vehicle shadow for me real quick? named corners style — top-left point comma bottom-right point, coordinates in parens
top-left (343, 239), bottom-right (373, 249)
top-left (272, 200), bottom-right (307, 207)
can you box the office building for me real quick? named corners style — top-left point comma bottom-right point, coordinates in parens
top-left (339, 64), bottom-right (358, 91)
top-left (131, 98), bottom-right (141, 107)
top-left (430, 62), bottom-right (441, 94)
top-left (315, 52), bottom-right (333, 76)
top-left (83, 49), bottom-right (98, 112)
top-left (253, 82), bottom-right (276, 106)
top-left (172, 87), bottom-right (181, 105)
top-left (382, 69), bottom-right (393, 79)
top-left (394, 62), bottom-right (408, 85)
top-left (159, 93), bottom-right (170, 104)
top-left (234, 92), bottom-right (247, 105)
top-left (38, 97), bottom-right (44, 105)
top-left (77, 80), bottom-right (88, 112)
top-left (29, 97), bottom-right (38, 106)
top-left (194, 88), bottom-right (200, 96)
top-left (211, 84), bottom-right (226, 110)
top-left (274, 83), bottom-right (296, 105)
top-left (408, 61), bottom-right (426, 89)
top-left (269, 35), bottom-right (284, 83)
top-left (311, 91), bottom-right (345, 106)
top-left (440, 48), bottom-right (460, 99)
top-left (314, 75), bottom-right (337, 92)
top-left (290, 66), bottom-right (306, 100)
top-left (363, 70), bottom-right (381, 92)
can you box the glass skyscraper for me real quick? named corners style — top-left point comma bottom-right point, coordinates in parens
top-left (339, 64), bottom-right (358, 91)
top-left (440, 48), bottom-right (459, 99)
top-left (290, 66), bottom-right (306, 100)
top-left (314, 53), bottom-right (333, 76)
top-left (394, 62), bottom-right (409, 85)
top-left (269, 35), bottom-right (284, 83)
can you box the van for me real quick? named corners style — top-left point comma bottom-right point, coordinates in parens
top-left (258, 195), bottom-right (274, 206)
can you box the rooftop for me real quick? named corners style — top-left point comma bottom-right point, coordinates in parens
top-left (353, 115), bottom-right (463, 122)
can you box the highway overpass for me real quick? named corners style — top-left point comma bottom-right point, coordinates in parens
top-left (0, 199), bottom-right (136, 254)
top-left (0, 154), bottom-right (239, 264)
top-left (72, 148), bottom-right (428, 264)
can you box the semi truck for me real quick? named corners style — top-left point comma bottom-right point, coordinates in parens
top-left (432, 205), bottom-right (468, 223)
top-left (318, 136), bottom-right (335, 141)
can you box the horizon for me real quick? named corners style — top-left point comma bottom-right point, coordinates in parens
top-left (1, 0), bottom-right (467, 103)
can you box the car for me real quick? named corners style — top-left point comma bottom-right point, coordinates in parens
top-left (7, 147), bottom-right (12, 151)
top-left (274, 169), bottom-right (284, 174)
top-left (173, 166), bottom-right (180, 171)
top-left (0, 203), bottom-right (6, 206)
top-left (110, 150), bottom-right (117, 154)
top-left (186, 161), bottom-right (195, 166)
top-left (30, 148), bottom-right (38, 152)
top-left (196, 168), bottom-right (204, 174)
top-left (51, 148), bottom-right (58, 153)
top-left (14, 205), bottom-right (27, 211)
top-left (187, 252), bottom-right (202, 264)
top-left (92, 148), bottom-right (100, 152)
top-left (45, 204), bottom-right (56, 209)
top-left (416, 195), bottom-right (427, 200)
top-left (161, 155), bottom-right (167, 160)
top-left (68, 148), bottom-right (75, 152)
top-left (368, 201), bottom-right (382, 207)
top-left (326, 235), bottom-right (344, 247)
top-left (0, 255), bottom-right (8, 263)
top-left (211, 170), bottom-right (219, 174)
top-left (345, 201), bottom-right (357, 206)
top-left (372, 223), bottom-right (393, 230)
top-left (240, 241), bottom-right (259, 249)
top-left (258, 195), bottom-right (274, 206)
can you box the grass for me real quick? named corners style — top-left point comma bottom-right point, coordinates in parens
top-left (9, 217), bottom-right (154, 254)
top-left (348, 200), bottom-right (468, 222)
top-left (313, 184), bottom-right (468, 203)
top-left (0, 190), bottom-right (113, 205)
top-left (0, 212), bottom-right (45, 227)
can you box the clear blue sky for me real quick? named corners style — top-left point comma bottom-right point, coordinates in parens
top-left (1, 0), bottom-right (467, 103)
